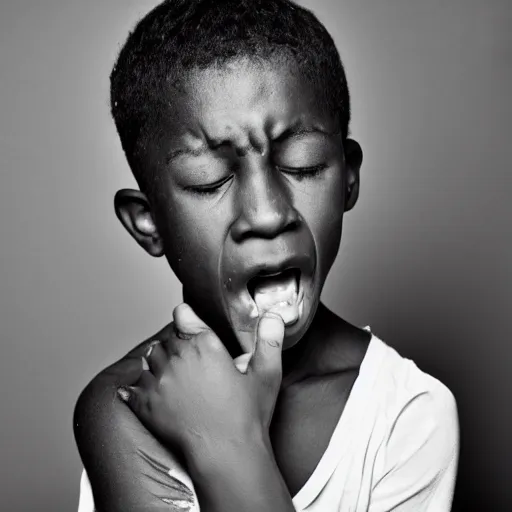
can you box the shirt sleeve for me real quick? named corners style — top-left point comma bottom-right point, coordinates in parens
top-left (369, 381), bottom-right (460, 512)
top-left (77, 470), bottom-right (94, 512)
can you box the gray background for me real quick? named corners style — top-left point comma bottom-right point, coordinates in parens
top-left (1, 0), bottom-right (510, 510)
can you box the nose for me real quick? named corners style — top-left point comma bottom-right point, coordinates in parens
top-left (231, 166), bottom-right (300, 243)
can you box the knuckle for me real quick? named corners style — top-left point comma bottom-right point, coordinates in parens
top-left (145, 340), bottom-right (160, 359)
top-left (266, 338), bottom-right (281, 349)
top-left (133, 387), bottom-right (153, 412)
top-left (177, 330), bottom-right (194, 341)
top-left (172, 321), bottom-right (194, 341)
top-left (202, 332), bottom-right (222, 351)
top-left (142, 392), bottom-right (155, 414)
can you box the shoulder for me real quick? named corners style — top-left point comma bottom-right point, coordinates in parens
top-left (373, 337), bottom-right (459, 426)
top-left (73, 322), bottom-right (173, 449)
top-left (370, 336), bottom-right (459, 479)
top-left (75, 323), bottom-right (173, 402)
top-left (73, 323), bottom-right (188, 509)
top-left (362, 337), bottom-right (460, 508)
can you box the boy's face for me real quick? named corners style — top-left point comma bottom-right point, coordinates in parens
top-left (117, 57), bottom-right (361, 354)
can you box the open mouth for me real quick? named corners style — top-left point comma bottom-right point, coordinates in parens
top-left (247, 268), bottom-right (303, 325)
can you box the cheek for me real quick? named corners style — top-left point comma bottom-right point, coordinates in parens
top-left (299, 173), bottom-right (345, 263)
top-left (156, 198), bottom-right (228, 285)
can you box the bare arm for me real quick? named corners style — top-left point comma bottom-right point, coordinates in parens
top-left (111, 306), bottom-right (296, 512)
top-left (185, 435), bottom-right (295, 512)
top-left (73, 332), bottom-right (198, 512)
top-left (74, 308), bottom-right (297, 512)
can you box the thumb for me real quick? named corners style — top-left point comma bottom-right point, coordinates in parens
top-left (250, 312), bottom-right (285, 383)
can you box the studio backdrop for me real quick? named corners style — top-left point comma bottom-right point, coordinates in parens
top-left (0, 0), bottom-right (510, 510)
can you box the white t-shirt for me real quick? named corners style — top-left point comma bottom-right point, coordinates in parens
top-left (78, 330), bottom-right (459, 511)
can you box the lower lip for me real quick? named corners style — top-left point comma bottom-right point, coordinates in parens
top-left (284, 296), bottom-right (304, 327)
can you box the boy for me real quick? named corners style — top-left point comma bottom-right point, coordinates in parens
top-left (74, 0), bottom-right (459, 510)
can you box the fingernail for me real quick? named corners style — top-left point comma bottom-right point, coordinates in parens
top-left (141, 356), bottom-right (149, 371)
top-left (117, 387), bottom-right (130, 402)
top-left (145, 340), bottom-right (159, 359)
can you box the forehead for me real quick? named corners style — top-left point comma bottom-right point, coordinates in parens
top-left (149, 57), bottom-right (337, 151)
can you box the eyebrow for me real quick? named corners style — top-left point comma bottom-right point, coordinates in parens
top-left (273, 122), bottom-right (338, 142)
top-left (166, 123), bottom-right (338, 163)
top-left (166, 143), bottom-right (255, 163)
top-left (166, 146), bottom-right (209, 163)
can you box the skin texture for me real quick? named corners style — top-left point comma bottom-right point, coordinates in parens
top-left (117, 57), bottom-right (361, 356)
top-left (120, 304), bottom-right (286, 459)
top-left (74, 57), bottom-right (370, 511)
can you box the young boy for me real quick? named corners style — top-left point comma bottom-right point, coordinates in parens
top-left (74, 1), bottom-right (459, 510)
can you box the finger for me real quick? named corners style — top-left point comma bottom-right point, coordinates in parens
top-left (136, 369), bottom-right (158, 391)
top-left (102, 355), bottom-right (145, 386)
top-left (173, 303), bottom-right (211, 336)
top-left (117, 385), bottom-right (147, 417)
top-left (165, 325), bottom-right (190, 358)
top-left (233, 352), bottom-right (252, 374)
top-left (249, 312), bottom-right (285, 383)
top-left (144, 340), bottom-right (168, 379)
top-left (117, 368), bottom-right (157, 414)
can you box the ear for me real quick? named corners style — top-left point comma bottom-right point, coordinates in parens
top-left (343, 139), bottom-right (363, 212)
top-left (114, 189), bottom-right (164, 257)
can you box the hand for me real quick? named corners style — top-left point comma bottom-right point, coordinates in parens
top-left (117, 303), bottom-right (285, 463)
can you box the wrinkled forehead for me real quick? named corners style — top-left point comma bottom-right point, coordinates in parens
top-left (144, 57), bottom-right (338, 155)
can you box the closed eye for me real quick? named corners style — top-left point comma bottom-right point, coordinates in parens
top-left (185, 163), bottom-right (327, 195)
top-left (276, 164), bottom-right (328, 181)
top-left (185, 175), bottom-right (234, 196)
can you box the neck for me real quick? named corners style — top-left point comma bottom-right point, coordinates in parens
top-left (281, 302), bottom-right (371, 387)
top-left (180, 290), bottom-right (360, 385)
top-left (280, 301), bottom-right (333, 386)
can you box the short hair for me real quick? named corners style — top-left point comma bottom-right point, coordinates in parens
top-left (111, 0), bottom-right (351, 182)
